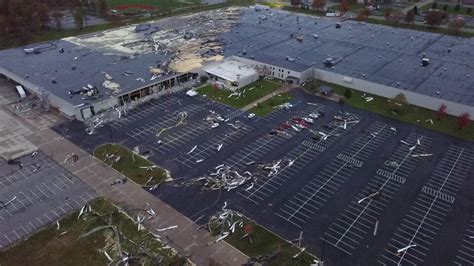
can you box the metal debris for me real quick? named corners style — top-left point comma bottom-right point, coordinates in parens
top-left (0, 196), bottom-right (17, 208)
top-left (156, 225), bottom-right (178, 232)
top-left (180, 164), bottom-right (253, 191)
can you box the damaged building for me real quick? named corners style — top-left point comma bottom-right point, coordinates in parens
top-left (1, 6), bottom-right (473, 120)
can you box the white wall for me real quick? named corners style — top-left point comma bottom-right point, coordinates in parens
top-left (232, 56), bottom-right (303, 81)
top-left (315, 69), bottom-right (474, 117)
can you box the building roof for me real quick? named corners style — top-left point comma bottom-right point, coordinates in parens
top-left (221, 8), bottom-right (474, 106)
top-left (203, 59), bottom-right (258, 82)
top-left (0, 40), bottom-right (174, 106)
top-left (0, 7), bottom-right (473, 108)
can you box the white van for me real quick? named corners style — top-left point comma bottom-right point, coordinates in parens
top-left (186, 90), bottom-right (198, 97)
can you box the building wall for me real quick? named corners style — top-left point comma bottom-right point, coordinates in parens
top-left (232, 56), bottom-right (303, 81)
top-left (0, 67), bottom-right (76, 118)
top-left (314, 69), bottom-right (474, 117)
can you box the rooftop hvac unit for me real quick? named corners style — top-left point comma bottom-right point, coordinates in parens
top-left (336, 22), bottom-right (342, 29)
top-left (421, 58), bottom-right (430, 66)
top-left (343, 76), bottom-right (353, 83)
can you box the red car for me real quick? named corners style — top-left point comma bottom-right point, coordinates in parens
top-left (281, 122), bottom-right (291, 129)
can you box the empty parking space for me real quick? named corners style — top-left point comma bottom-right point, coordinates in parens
top-left (323, 133), bottom-right (433, 255)
top-left (378, 145), bottom-right (474, 265)
top-left (454, 214), bottom-right (474, 265)
top-left (276, 122), bottom-right (393, 227)
top-left (0, 151), bottom-right (95, 249)
top-left (125, 104), bottom-right (203, 141)
top-left (177, 123), bottom-right (254, 168)
top-left (110, 96), bottom-right (181, 129)
top-left (239, 113), bottom-right (366, 205)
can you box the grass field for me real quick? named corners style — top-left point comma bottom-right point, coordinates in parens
top-left (197, 79), bottom-right (283, 109)
top-left (211, 215), bottom-right (316, 265)
top-left (307, 81), bottom-right (474, 142)
top-left (94, 144), bottom-right (169, 186)
top-left (107, 0), bottom-right (201, 11)
top-left (249, 92), bottom-right (294, 116)
top-left (0, 198), bottom-right (180, 265)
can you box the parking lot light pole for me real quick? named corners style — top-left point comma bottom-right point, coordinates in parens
top-left (415, 119), bottom-right (421, 139)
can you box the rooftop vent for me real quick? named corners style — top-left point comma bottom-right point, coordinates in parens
top-left (336, 23), bottom-right (341, 29)
top-left (421, 58), bottom-right (430, 67)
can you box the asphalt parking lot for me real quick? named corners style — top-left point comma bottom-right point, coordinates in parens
top-left (0, 151), bottom-right (95, 249)
top-left (57, 88), bottom-right (474, 265)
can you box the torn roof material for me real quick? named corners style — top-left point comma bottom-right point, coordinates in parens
top-left (0, 6), bottom-right (473, 108)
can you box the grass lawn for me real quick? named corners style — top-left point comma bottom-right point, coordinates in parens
top-left (0, 0), bottom-right (256, 50)
top-left (0, 198), bottom-right (180, 265)
top-left (307, 81), bottom-right (474, 142)
top-left (249, 92), bottom-right (294, 116)
top-left (94, 144), bottom-right (169, 186)
top-left (211, 215), bottom-right (316, 265)
top-left (197, 79), bottom-right (283, 109)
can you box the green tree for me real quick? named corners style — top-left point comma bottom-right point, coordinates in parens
top-left (344, 88), bottom-right (352, 98)
top-left (454, 3), bottom-right (460, 12)
top-left (73, 6), bottom-right (85, 30)
top-left (442, 4), bottom-right (448, 11)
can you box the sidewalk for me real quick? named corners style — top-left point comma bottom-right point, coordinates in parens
top-left (4, 106), bottom-right (248, 266)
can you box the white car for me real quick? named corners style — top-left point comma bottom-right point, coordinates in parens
top-left (302, 117), bottom-right (314, 124)
top-left (291, 125), bottom-right (301, 132)
top-left (309, 112), bottom-right (319, 119)
top-left (247, 113), bottom-right (256, 119)
top-left (211, 123), bottom-right (220, 129)
top-left (186, 90), bottom-right (198, 97)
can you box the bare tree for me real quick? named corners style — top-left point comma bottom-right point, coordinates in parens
top-left (425, 11), bottom-right (443, 28)
top-left (339, 0), bottom-right (350, 14)
top-left (312, 0), bottom-right (326, 11)
top-left (51, 10), bottom-right (63, 30)
top-left (448, 16), bottom-right (465, 35)
top-left (356, 8), bottom-right (370, 21)
top-left (291, 0), bottom-right (301, 7)
top-left (404, 9), bottom-right (415, 25)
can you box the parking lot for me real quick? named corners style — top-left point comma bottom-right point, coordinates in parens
top-left (0, 151), bottom-right (95, 249)
top-left (58, 88), bottom-right (474, 265)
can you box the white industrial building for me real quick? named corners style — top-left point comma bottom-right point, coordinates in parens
top-left (203, 59), bottom-right (259, 90)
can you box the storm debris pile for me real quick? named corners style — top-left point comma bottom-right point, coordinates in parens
top-left (205, 203), bottom-right (244, 243)
top-left (181, 165), bottom-right (254, 191)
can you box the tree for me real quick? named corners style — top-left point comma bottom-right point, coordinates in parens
top-left (98, 0), bottom-right (108, 16)
top-left (200, 75), bottom-right (209, 83)
top-left (36, 3), bottom-right (50, 30)
top-left (312, 0), bottom-right (326, 11)
top-left (454, 3), bottom-right (460, 12)
top-left (339, 97), bottom-right (346, 112)
top-left (413, 5), bottom-right (418, 15)
top-left (436, 104), bottom-right (447, 120)
top-left (431, 2), bottom-right (437, 9)
top-left (344, 88), bottom-right (352, 98)
top-left (425, 11), bottom-right (443, 28)
top-left (457, 112), bottom-right (470, 130)
top-left (385, 8), bottom-right (402, 24)
top-left (339, 0), bottom-right (350, 14)
top-left (442, 4), bottom-right (448, 11)
top-left (73, 6), bottom-right (85, 30)
top-left (467, 7), bottom-right (472, 15)
top-left (290, 0), bottom-right (301, 7)
top-left (355, 8), bottom-right (370, 21)
top-left (404, 9), bottom-right (415, 25)
top-left (388, 93), bottom-right (407, 114)
top-left (51, 10), bottom-right (63, 30)
top-left (448, 17), bottom-right (465, 35)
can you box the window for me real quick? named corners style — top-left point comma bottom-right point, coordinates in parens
top-left (288, 71), bottom-right (290, 74)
